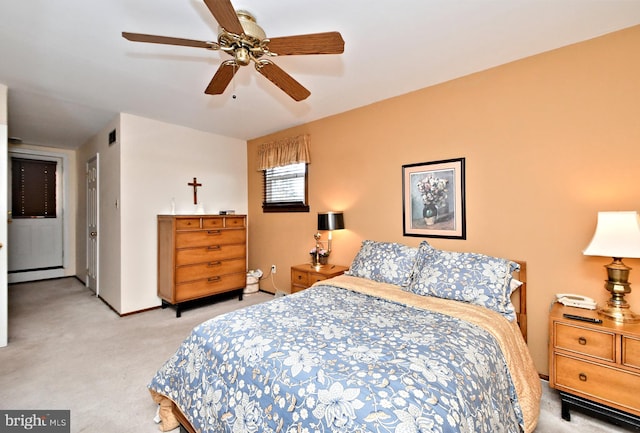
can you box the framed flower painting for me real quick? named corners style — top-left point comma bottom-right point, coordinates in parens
top-left (402, 158), bottom-right (466, 239)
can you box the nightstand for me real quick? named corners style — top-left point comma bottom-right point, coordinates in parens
top-left (548, 302), bottom-right (640, 429)
top-left (290, 263), bottom-right (349, 293)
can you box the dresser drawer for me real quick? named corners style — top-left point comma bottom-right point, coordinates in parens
top-left (554, 322), bottom-right (615, 362)
top-left (176, 244), bottom-right (246, 266)
top-left (175, 218), bottom-right (201, 230)
top-left (224, 216), bottom-right (245, 228)
top-left (176, 229), bottom-right (246, 248)
top-left (174, 272), bottom-right (245, 302)
top-left (623, 336), bottom-right (640, 370)
top-left (175, 257), bottom-right (246, 283)
top-left (201, 217), bottom-right (224, 229)
top-left (291, 269), bottom-right (309, 287)
top-left (555, 354), bottom-right (640, 414)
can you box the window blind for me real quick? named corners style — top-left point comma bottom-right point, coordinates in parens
top-left (11, 157), bottom-right (57, 218)
top-left (263, 162), bottom-right (309, 212)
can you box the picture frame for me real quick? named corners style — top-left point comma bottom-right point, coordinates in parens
top-left (402, 157), bottom-right (466, 239)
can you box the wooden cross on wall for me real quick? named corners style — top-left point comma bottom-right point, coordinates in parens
top-left (188, 177), bottom-right (202, 205)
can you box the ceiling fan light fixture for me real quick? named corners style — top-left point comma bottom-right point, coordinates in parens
top-left (234, 46), bottom-right (251, 66)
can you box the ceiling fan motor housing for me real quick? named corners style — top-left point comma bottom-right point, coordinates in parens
top-left (218, 12), bottom-right (265, 45)
top-left (236, 11), bottom-right (266, 41)
top-left (217, 10), bottom-right (267, 66)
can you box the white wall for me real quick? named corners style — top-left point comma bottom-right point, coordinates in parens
top-left (119, 114), bottom-right (247, 313)
top-left (77, 113), bottom-right (247, 314)
top-left (76, 115), bottom-right (122, 310)
top-left (0, 84), bottom-right (8, 347)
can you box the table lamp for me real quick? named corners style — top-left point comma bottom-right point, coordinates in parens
top-left (583, 211), bottom-right (640, 323)
top-left (312, 211), bottom-right (345, 268)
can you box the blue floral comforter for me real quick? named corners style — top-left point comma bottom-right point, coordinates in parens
top-left (149, 277), bottom-right (539, 433)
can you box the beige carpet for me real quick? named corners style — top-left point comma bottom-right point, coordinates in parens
top-left (0, 277), bottom-right (631, 432)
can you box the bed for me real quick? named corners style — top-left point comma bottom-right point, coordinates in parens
top-left (149, 241), bottom-right (541, 433)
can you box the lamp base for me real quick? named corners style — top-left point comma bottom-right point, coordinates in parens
top-left (597, 258), bottom-right (639, 323)
top-left (598, 304), bottom-right (640, 323)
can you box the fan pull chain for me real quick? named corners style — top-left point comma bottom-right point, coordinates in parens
top-left (232, 63), bottom-right (237, 99)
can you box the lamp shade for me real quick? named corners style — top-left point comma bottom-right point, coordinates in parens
top-left (318, 212), bottom-right (345, 231)
top-left (583, 211), bottom-right (640, 258)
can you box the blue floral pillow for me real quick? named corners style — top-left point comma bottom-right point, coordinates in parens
top-left (345, 240), bottom-right (422, 286)
top-left (407, 244), bottom-right (520, 321)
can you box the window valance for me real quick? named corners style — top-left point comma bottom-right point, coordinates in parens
top-left (258, 134), bottom-right (310, 170)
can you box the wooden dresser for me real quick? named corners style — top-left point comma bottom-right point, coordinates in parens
top-left (290, 263), bottom-right (349, 293)
top-left (548, 302), bottom-right (640, 428)
top-left (157, 214), bottom-right (246, 317)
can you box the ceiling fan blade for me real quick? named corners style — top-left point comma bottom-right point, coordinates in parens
top-left (122, 32), bottom-right (218, 49)
top-left (203, 0), bottom-right (243, 35)
top-left (255, 60), bottom-right (310, 101)
top-left (267, 32), bottom-right (345, 55)
top-left (205, 61), bottom-right (239, 95)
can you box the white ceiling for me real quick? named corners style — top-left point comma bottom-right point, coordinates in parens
top-left (1, 1), bottom-right (640, 149)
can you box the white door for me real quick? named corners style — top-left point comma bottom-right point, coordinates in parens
top-left (86, 155), bottom-right (99, 295)
top-left (7, 153), bottom-right (64, 283)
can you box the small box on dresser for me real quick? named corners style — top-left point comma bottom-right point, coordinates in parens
top-left (290, 263), bottom-right (349, 293)
top-left (548, 302), bottom-right (640, 429)
top-left (157, 214), bottom-right (247, 317)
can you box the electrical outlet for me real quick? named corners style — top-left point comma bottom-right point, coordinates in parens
top-left (271, 264), bottom-right (277, 274)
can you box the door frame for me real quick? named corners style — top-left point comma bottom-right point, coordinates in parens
top-left (1, 115), bottom-right (7, 348)
top-left (7, 148), bottom-right (71, 283)
top-left (86, 154), bottom-right (99, 296)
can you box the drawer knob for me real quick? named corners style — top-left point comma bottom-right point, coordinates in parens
top-left (578, 337), bottom-right (587, 345)
top-left (297, 275), bottom-right (303, 280)
top-left (207, 245), bottom-right (221, 251)
top-left (579, 373), bottom-right (587, 382)
top-left (207, 261), bottom-right (221, 267)
top-left (207, 276), bottom-right (221, 283)
top-left (207, 230), bottom-right (221, 235)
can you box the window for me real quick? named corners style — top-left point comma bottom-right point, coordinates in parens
top-left (262, 162), bottom-right (309, 212)
top-left (11, 157), bottom-right (57, 218)
top-left (258, 134), bottom-right (310, 212)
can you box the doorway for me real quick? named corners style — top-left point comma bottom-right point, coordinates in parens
top-left (7, 150), bottom-right (66, 283)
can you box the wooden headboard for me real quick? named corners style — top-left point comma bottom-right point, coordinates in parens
top-left (512, 260), bottom-right (528, 342)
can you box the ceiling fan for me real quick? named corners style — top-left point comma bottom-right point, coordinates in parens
top-left (122, 0), bottom-right (345, 101)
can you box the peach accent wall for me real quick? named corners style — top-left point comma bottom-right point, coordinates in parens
top-left (247, 25), bottom-right (640, 374)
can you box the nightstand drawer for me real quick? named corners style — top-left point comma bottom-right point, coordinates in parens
top-left (309, 274), bottom-right (328, 285)
top-left (555, 322), bottom-right (615, 362)
top-left (292, 270), bottom-right (309, 286)
top-left (623, 336), bottom-right (640, 370)
top-left (290, 264), bottom-right (349, 294)
top-left (555, 354), bottom-right (640, 413)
